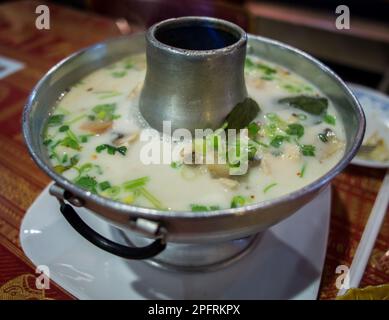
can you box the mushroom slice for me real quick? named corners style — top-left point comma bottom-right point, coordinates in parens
top-left (80, 121), bottom-right (112, 134)
top-left (320, 139), bottom-right (345, 160)
top-left (318, 129), bottom-right (345, 160)
top-left (112, 131), bottom-right (139, 146)
top-left (207, 163), bottom-right (230, 178)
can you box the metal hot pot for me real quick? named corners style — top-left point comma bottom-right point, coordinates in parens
top-left (22, 17), bottom-right (365, 271)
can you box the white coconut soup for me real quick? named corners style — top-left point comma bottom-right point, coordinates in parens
top-left (44, 54), bottom-right (345, 211)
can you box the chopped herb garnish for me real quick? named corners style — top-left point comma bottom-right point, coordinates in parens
top-left (299, 144), bottom-right (316, 157)
top-left (170, 161), bottom-right (183, 169)
top-left (59, 125), bottom-right (69, 132)
top-left (265, 113), bottom-right (287, 132)
top-left (61, 153), bottom-right (68, 163)
top-left (124, 62), bottom-right (133, 69)
top-left (247, 122), bottom-right (260, 138)
top-left (79, 163), bottom-right (93, 175)
top-left (263, 183), bottom-right (277, 193)
top-left (105, 145), bottom-right (115, 155)
top-left (96, 144), bottom-right (126, 156)
top-left (265, 113), bottom-right (278, 122)
top-left (270, 135), bottom-right (288, 148)
top-left (75, 175), bottom-right (98, 193)
top-left (60, 137), bottom-right (80, 150)
top-left (66, 129), bottom-right (79, 143)
top-left (323, 113), bottom-right (336, 125)
top-left (116, 146), bottom-right (127, 156)
top-left (245, 58), bottom-right (277, 76)
top-left (43, 139), bottom-right (52, 146)
top-left (70, 155), bottom-right (80, 166)
top-left (282, 84), bottom-right (302, 94)
top-left (111, 71), bottom-right (127, 78)
top-left (48, 114), bottom-right (65, 127)
top-left (80, 135), bottom-right (89, 143)
top-left (261, 75), bottom-right (275, 81)
top-left (190, 204), bottom-right (220, 212)
top-left (122, 176), bottom-right (149, 190)
top-left (231, 195), bottom-right (248, 208)
top-left (98, 181), bottom-right (111, 191)
top-left (286, 123), bottom-right (304, 139)
top-left (191, 205), bottom-right (211, 212)
top-left (102, 186), bottom-right (121, 198)
top-left (245, 58), bottom-right (255, 70)
top-left (96, 144), bottom-right (107, 153)
top-left (91, 103), bottom-right (117, 121)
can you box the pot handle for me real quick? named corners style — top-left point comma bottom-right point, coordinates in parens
top-left (59, 202), bottom-right (166, 260)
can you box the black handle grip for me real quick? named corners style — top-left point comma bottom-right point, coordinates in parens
top-left (59, 202), bottom-right (166, 260)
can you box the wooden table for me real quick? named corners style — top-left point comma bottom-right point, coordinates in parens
top-left (0, 1), bottom-right (388, 300)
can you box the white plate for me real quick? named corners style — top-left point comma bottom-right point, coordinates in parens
top-left (349, 83), bottom-right (389, 168)
top-left (20, 183), bottom-right (331, 300)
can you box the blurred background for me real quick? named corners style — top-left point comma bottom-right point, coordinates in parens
top-left (22, 0), bottom-right (389, 93)
top-left (0, 0), bottom-right (388, 91)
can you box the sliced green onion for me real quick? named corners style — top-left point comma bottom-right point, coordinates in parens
top-left (170, 161), bottom-right (183, 169)
top-left (66, 114), bottom-right (86, 125)
top-left (139, 187), bottom-right (165, 210)
top-left (300, 163), bottom-right (307, 178)
top-left (48, 114), bottom-right (65, 127)
top-left (231, 195), bottom-right (248, 208)
top-left (122, 176), bottom-right (149, 190)
top-left (263, 182), bottom-right (277, 193)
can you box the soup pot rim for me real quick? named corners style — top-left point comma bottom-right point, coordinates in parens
top-left (22, 33), bottom-right (365, 220)
top-left (146, 16), bottom-right (247, 57)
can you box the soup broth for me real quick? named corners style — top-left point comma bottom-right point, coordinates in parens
top-left (44, 54), bottom-right (345, 211)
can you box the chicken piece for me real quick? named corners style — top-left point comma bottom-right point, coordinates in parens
top-left (283, 144), bottom-right (301, 160)
top-left (218, 178), bottom-right (239, 189)
top-left (260, 154), bottom-right (272, 175)
top-left (247, 75), bottom-right (265, 89)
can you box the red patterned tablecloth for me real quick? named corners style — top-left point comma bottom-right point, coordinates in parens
top-left (0, 0), bottom-right (388, 300)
